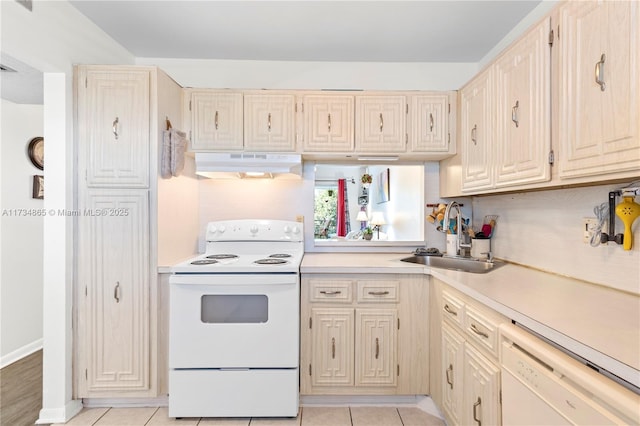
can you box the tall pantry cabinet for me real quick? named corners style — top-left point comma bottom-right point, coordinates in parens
top-left (74, 65), bottom-right (185, 398)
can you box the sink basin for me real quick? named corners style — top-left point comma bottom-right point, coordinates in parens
top-left (401, 255), bottom-right (505, 274)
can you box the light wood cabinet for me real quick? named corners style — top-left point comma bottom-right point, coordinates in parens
top-left (243, 93), bottom-right (296, 151)
top-left (189, 91), bottom-right (243, 151)
top-left (301, 274), bottom-right (428, 395)
top-left (433, 281), bottom-right (506, 426)
top-left (556, 0), bottom-right (640, 179)
top-left (355, 95), bottom-right (407, 152)
top-left (494, 17), bottom-right (551, 188)
top-left (77, 190), bottom-right (150, 395)
top-left (410, 93), bottom-right (454, 154)
top-left (78, 68), bottom-right (150, 188)
top-left (302, 94), bottom-right (354, 152)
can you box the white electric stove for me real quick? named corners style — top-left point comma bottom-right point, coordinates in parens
top-left (169, 219), bottom-right (303, 419)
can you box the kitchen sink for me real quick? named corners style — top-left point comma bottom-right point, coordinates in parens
top-left (400, 255), bottom-right (505, 274)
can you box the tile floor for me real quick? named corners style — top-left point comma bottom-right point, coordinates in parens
top-left (51, 406), bottom-right (445, 426)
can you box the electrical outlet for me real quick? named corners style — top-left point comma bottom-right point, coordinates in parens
top-left (583, 217), bottom-right (598, 243)
top-left (296, 215), bottom-right (304, 223)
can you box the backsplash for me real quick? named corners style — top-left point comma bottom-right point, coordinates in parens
top-left (473, 183), bottom-right (640, 295)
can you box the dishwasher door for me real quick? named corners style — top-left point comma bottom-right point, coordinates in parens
top-left (499, 323), bottom-right (639, 425)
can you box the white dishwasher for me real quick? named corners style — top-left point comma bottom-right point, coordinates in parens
top-left (499, 323), bottom-right (639, 425)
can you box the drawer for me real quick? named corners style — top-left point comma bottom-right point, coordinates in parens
top-left (442, 290), bottom-right (464, 328)
top-left (356, 280), bottom-right (399, 303)
top-left (309, 280), bottom-right (353, 303)
top-left (464, 304), bottom-right (501, 357)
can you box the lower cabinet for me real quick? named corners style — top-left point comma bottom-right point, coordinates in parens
top-left (301, 274), bottom-right (428, 395)
top-left (433, 280), bottom-right (505, 425)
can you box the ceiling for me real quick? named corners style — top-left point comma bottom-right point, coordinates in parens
top-left (3, 1), bottom-right (543, 104)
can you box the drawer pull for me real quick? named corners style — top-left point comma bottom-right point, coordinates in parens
top-left (595, 53), bottom-right (606, 91)
top-left (429, 112), bottom-right (434, 132)
top-left (214, 110), bottom-right (219, 130)
top-left (446, 363), bottom-right (453, 389)
top-left (331, 337), bottom-right (336, 359)
top-left (327, 113), bottom-right (332, 132)
top-left (444, 304), bottom-right (458, 316)
top-left (379, 113), bottom-right (384, 132)
top-left (114, 281), bottom-right (120, 303)
top-left (368, 291), bottom-right (390, 296)
top-left (470, 323), bottom-right (489, 339)
top-left (112, 117), bottom-right (119, 140)
top-left (375, 337), bottom-right (380, 359)
top-left (473, 397), bottom-right (482, 425)
top-left (319, 290), bottom-right (342, 296)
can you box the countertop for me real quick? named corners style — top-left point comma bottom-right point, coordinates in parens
top-left (300, 252), bottom-right (640, 390)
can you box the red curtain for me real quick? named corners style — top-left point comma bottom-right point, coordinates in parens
top-left (336, 179), bottom-right (346, 236)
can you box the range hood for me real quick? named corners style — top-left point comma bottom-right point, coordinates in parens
top-left (195, 152), bottom-right (302, 179)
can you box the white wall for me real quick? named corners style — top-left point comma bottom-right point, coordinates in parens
top-left (0, 100), bottom-right (44, 366)
top-left (473, 184), bottom-right (640, 295)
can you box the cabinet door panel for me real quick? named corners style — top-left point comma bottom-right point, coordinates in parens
top-left (81, 70), bottom-right (150, 188)
top-left (461, 68), bottom-right (493, 192)
top-left (441, 323), bottom-right (465, 425)
top-left (244, 94), bottom-right (296, 151)
top-left (494, 18), bottom-right (551, 188)
top-left (303, 95), bottom-right (354, 152)
top-left (356, 96), bottom-right (406, 152)
top-left (191, 92), bottom-right (243, 150)
top-left (78, 190), bottom-right (150, 395)
top-left (355, 309), bottom-right (397, 386)
top-left (463, 344), bottom-right (501, 426)
top-left (558, 1), bottom-right (640, 178)
top-left (411, 94), bottom-right (450, 152)
top-left (310, 308), bottom-right (354, 386)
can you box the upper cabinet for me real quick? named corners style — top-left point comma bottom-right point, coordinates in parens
top-left (302, 94), bottom-right (355, 152)
top-left (243, 93), bottom-right (297, 152)
top-left (556, 0), bottom-right (640, 179)
top-left (78, 68), bottom-right (150, 188)
top-left (460, 17), bottom-right (551, 194)
top-left (355, 95), bottom-right (407, 152)
top-left (410, 93), bottom-right (454, 155)
top-left (190, 91), bottom-right (243, 151)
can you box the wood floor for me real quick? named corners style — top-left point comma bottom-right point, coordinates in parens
top-left (0, 349), bottom-right (43, 426)
top-left (51, 406), bottom-right (445, 426)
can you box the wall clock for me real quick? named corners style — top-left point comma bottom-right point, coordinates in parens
top-left (27, 136), bottom-right (44, 170)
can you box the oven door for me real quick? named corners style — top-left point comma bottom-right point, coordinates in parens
top-left (170, 273), bottom-right (299, 369)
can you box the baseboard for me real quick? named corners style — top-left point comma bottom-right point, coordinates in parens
top-left (300, 395), bottom-right (444, 420)
top-left (36, 399), bottom-right (83, 424)
top-left (0, 338), bottom-right (43, 369)
top-left (82, 396), bottom-right (168, 408)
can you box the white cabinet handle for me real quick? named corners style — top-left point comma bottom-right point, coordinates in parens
top-left (114, 281), bottom-right (120, 303)
top-left (511, 100), bottom-right (519, 128)
top-left (112, 117), bottom-right (119, 140)
top-left (595, 53), bottom-right (606, 91)
top-left (429, 113), bottom-right (434, 132)
top-left (471, 124), bottom-right (477, 145)
top-left (375, 337), bottom-right (380, 359)
top-left (446, 364), bottom-right (454, 389)
top-left (473, 397), bottom-right (482, 425)
top-left (327, 113), bottom-right (332, 133)
top-left (379, 113), bottom-right (384, 132)
top-left (214, 111), bottom-right (219, 130)
top-left (331, 337), bottom-right (336, 359)
top-left (470, 323), bottom-right (489, 339)
top-left (267, 113), bottom-right (272, 132)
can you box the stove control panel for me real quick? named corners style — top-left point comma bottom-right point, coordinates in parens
top-left (206, 219), bottom-right (303, 242)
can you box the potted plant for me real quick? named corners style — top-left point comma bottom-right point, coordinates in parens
top-left (363, 226), bottom-right (373, 240)
top-left (361, 173), bottom-right (372, 188)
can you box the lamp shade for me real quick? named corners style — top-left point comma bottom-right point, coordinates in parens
top-left (369, 212), bottom-right (386, 226)
top-left (356, 211), bottom-right (368, 222)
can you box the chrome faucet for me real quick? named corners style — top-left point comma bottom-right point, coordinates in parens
top-left (442, 201), bottom-right (471, 257)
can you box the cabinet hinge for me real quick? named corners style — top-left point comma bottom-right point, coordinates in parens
top-left (85, 77), bottom-right (88, 88)
top-left (309, 364), bottom-right (312, 376)
top-left (448, 103), bottom-right (451, 114)
top-left (189, 130), bottom-right (192, 141)
top-left (397, 318), bottom-right (400, 330)
top-left (448, 133), bottom-right (451, 144)
top-left (397, 365), bottom-right (400, 376)
top-left (548, 29), bottom-right (554, 47)
top-left (548, 150), bottom-right (555, 165)
top-left (406, 104), bottom-right (409, 114)
top-left (405, 134), bottom-right (408, 144)
top-left (500, 389), bottom-right (502, 404)
top-left (85, 286), bottom-right (87, 296)
top-left (309, 317), bottom-right (312, 329)
top-left (85, 369), bottom-right (88, 380)
top-left (189, 100), bottom-right (192, 111)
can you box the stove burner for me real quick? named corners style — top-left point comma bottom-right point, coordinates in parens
top-left (191, 259), bottom-right (218, 265)
top-left (268, 253), bottom-right (292, 258)
top-left (254, 258), bottom-right (289, 265)
top-left (206, 254), bottom-right (239, 260)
